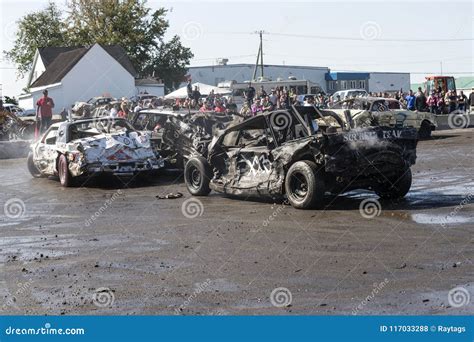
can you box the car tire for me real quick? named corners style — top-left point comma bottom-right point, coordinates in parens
top-left (58, 154), bottom-right (73, 187)
top-left (184, 156), bottom-right (212, 196)
top-left (375, 168), bottom-right (412, 199)
top-left (285, 160), bottom-right (325, 209)
top-left (27, 152), bottom-right (43, 178)
top-left (418, 121), bottom-right (432, 139)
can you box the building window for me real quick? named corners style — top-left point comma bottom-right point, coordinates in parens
top-left (340, 81), bottom-right (347, 90)
top-left (329, 81), bottom-right (335, 91)
top-left (350, 80), bottom-right (357, 88)
top-left (359, 80), bottom-right (366, 89)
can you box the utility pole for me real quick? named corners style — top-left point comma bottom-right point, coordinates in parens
top-left (252, 30), bottom-right (265, 81)
top-left (440, 61), bottom-right (443, 75)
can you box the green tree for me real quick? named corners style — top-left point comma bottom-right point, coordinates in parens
top-left (4, 1), bottom-right (68, 77)
top-left (145, 36), bottom-right (194, 92)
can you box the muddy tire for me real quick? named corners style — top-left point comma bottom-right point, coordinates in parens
top-left (58, 154), bottom-right (73, 187)
top-left (27, 152), bottom-right (43, 178)
top-left (375, 168), bottom-right (412, 199)
top-left (418, 121), bottom-right (432, 139)
top-left (285, 160), bottom-right (325, 209)
top-left (184, 156), bottom-right (212, 196)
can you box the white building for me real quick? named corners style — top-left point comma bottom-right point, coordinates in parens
top-left (368, 72), bottom-right (411, 94)
top-left (18, 43), bottom-right (155, 112)
top-left (186, 63), bottom-right (330, 92)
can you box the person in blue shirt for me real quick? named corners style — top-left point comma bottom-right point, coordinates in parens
top-left (405, 90), bottom-right (416, 110)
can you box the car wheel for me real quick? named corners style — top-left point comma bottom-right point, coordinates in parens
top-left (27, 152), bottom-right (43, 178)
top-left (184, 156), bottom-right (212, 196)
top-left (58, 154), bottom-right (73, 187)
top-left (285, 160), bottom-right (325, 209)
top-left (375, 168), bottom-right (412, 199)
top-left (418, 121), bottom-right (432, 139)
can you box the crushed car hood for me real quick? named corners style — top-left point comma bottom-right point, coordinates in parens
top-left (75, 131), bottom-right (156, 162)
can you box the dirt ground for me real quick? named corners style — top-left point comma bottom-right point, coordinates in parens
top-left (0, 128), bottom-right (473, 315)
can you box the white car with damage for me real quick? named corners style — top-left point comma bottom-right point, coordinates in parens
top-left (27, 118), bottom-right (164, 187)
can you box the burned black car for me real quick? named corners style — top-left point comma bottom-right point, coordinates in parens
top-left (179, 106), bottom-right (418, 209)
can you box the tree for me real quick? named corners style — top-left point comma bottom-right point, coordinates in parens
top-left (4, 2), bottom-right (68, 77)
top-left (3, 96), bottom-right (18, 105)
top-left (145, 36), bottom-right (194, 92)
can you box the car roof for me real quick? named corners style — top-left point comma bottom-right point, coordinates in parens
top-left (137, 108), bottom-right (189, 116)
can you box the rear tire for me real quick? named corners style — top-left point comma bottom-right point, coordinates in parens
top-left (285, 160), bottom-right (325, 209)
top-left (418, 121), bottom-right (432, 139)
top-left (58, 154), bottom-right (73, 187)
top-left (27, 152), bottom-right (43, 178)
top-left (375, 168), bottom-right (412, 199)
top-left (184, 156), bottom-right (212, 196)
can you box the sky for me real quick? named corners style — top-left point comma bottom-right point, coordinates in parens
top-left (0, 0), bottom-right (473, 97)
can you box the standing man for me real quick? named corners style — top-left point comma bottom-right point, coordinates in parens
top-left (36, 89), bottom-right (54, 133)
top-left (415, 87), bottom-right (427, 112)
top-left (244, 83), bottom-right (256, 107)
top-left (405, 90), bottom-right (416, 111)
top-left (186, 80), bottom-right (193, 99)
top-left (457, 91), bottom-right (468, 112)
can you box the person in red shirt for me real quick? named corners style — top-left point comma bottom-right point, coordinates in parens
top-left (36, 89), bottom-right (55, 133)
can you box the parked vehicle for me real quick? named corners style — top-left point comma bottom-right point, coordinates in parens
top-left (332, 89), bottom-right (368, 101)
top-left (328, 97), bottom-right (437, 138)
top-left (176, 105), bottom-right (418, 209)
top-left (27, 118), bottom-right (164, 186)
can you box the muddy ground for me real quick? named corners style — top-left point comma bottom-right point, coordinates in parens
top-left (0, 128), bottom-right (473, 315)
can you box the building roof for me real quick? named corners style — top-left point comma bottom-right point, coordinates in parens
top-left (188, 63), bottom-right (328, 70)
top-left (325, 72), bottom-right (370, 81)
top-left (30, 44), bottom-right (137, 88)
top-left (38, 47), bottom-right (81, 67)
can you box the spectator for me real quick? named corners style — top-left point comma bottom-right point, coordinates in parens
top-left (457, 91), bottom-right (467, 112)
top-left (405, 90), bottom-right (416, 110)
top-left (59, 107), bottom-right (67, 121)
top-left (134, 102), bottom-right (142, 113)
top-left (447, 90), bottom-right (457, 113)
top-left (251, 98), bottom-right (262, 116)
top-left (244, 83), bottom-right (256, 106)
top-left (36, 89), bottom-right (55, 133)
top-left (110, 104), bottom-right (119, 118)
top-left (192, 86), bottom-right (201, 104)
top-left (269, 89), bottom-right (277, 106)
top-left (437, 93), bottom-right (445, 114)
top-left (469, 87), bottom-right (474, 113)
top-left (186, 80), bottom-right (193, 99)
top-left (304, 96), bottom-right (315, 107)
top-left (415, 87), bottom-right (427, 112)
top-left (427, 91), bottom-right (438, 114)
top-left (258, 85), bottom-right (267, 98)
top-left (225, 98), bottom-right (238, 113)
top-left (214, 100), bottom-right (226, 113)
top-left (262, 96), bottom-right (274, 112)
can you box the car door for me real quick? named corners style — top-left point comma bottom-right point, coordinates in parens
top-left (214, 116), bottom-right (276, 194)
top-left (34, 126), bottom-right (59, 175)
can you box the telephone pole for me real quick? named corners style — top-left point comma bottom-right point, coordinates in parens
top-left (252, 30), bottom-right (265, 81)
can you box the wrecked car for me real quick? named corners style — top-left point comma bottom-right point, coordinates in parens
top-left (328, 97), bottom-right (436, 138)
top-left (27, 117), bottom-right (164, 187)
top-left (179, 105), bottom-right (418, 209)
top-left (0, 110), bottom-right (35, 141)
top-left (133, 109), bottom-right (241, 168)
